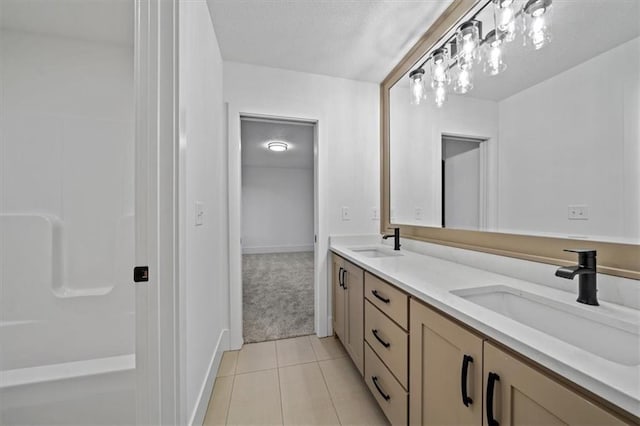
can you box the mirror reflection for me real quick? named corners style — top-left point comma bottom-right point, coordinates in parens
top-left (389, 0), bottom-right (639, 243)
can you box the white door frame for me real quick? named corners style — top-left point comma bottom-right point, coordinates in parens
top-left (227, 105), bottom-right (327, 350)
top-left (135, 0), bottom-right (180, 423)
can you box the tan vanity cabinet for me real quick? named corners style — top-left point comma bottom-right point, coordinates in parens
top-left (483, 342), bottom-right (624, 426)
top-left (365, 271), bottom-right (409, 329)
top-left (332, 253), bottom-right (364, 374)
top-left (410, 299), bottom-right (483, 426)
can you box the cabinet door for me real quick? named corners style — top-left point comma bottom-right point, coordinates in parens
top-left (343, 259), bottom-right (364, 375)
top-left (410, 299), bottom-right (483, 426)
top-left (332, 254), bottom-right (345, 342)
top-left (483, 342), bottom-right (623, 426)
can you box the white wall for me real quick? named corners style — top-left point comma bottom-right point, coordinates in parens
top-left (242, 166), bottom-right (313, 253)
top-left (225, 61), bottom-right (380, 343)
top-left (179, 1), bottom-right (229, 424)
top-left (389, 85), bottom-right (499, 227)
top-left (498, 37), bottom-right (640, 242)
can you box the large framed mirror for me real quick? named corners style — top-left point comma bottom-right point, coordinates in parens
top-left (381, 0), bottom-right (640, 279)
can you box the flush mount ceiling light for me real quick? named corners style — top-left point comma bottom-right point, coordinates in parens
top-left (267, 141), bottom-right (288, 152)
top-left (407, 0), bottom-right (554, 107)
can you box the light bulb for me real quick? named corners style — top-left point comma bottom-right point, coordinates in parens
top-left (493, 0), bottom-right (517, 42)
top-left (434, 84), bottom-right (447, 108)
top-left (409, 68), bottom-right (426, 105)
top-left (456, 21), bottom-right (481, 69)
top-left (430, 48), bottom-right (450, 88)
top-left (453, 67), bottom-right (473, 94)
top-left (483, 30), bottom-right (507, 76)
top-left (524, 0), bottom-right (553, 50)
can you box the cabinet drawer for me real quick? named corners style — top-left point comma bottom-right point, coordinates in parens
top-left (364, 343), bottom-right (408, 426)
top-left (365, 272), bottom-right (409, 329)
top-left (364, 300), bottom-right (408, 389)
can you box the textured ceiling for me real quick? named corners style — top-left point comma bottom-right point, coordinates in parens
top-left (241, 119), bottom-right (314, 169)
top-left (208, 0), bottom-right (455, 82)
top-left (0, 0), bottom-right (133, 46)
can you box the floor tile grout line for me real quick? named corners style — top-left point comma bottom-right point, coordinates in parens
top-left (317, 359), bottom-right (345, 426)
top-left (275, 340), bottom-right (285, 425)
top-left (223, 374), bottom-right (236, 426)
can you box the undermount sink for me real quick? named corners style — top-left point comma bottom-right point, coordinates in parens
top-left (452, 285), bottom-right (640, 366)
top-left (349, 247), bottom-right (403, 258)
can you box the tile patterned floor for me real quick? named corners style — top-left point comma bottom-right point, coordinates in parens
top-left (203, 335), bottom-right (389, 426)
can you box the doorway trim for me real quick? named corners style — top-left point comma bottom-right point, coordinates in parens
top-left (228, 107), bottom-right (324, 350)
top-left (135, 0), bottom-right (180, 423)
top-left (441, 134), bottom-right (489, 230)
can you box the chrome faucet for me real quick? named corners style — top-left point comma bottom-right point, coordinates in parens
top-left (382, 227), bottom-right (401, 251)
top-left (555, 249), bottom-right (598, 306)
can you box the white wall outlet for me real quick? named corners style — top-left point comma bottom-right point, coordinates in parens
top-left (195, 201), bottom-right (204, 226)
top-left (568, 204), bottom-right (588, 220)
top-left (341, 206), bottom-right (351, 221)
top-left (371, 207), bottom-right (379, 220)
top-left (415, 207), bottom-right (423, 221)
top-left (390, 208), bottom-right (396, 221)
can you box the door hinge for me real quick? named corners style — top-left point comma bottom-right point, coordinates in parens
top-left (133, 266), bottom-right (149, 283)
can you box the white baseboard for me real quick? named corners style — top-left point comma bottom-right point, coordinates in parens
top-left (242, 244), bottom-right (313, 254)
top-left (189, 328), bottom-right (229, 426)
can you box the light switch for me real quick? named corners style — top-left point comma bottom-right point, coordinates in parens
top-left (342, 206), bottom-right (351, 221)
top-left (568, 205), bottom-right (588, 220)
top-left (195, 202), bottom-right (204, 226)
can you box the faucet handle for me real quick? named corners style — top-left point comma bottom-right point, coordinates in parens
top-left (563, 249), bottom-right (597, 268)
top-left (563, 249), bottom-right (596, 255)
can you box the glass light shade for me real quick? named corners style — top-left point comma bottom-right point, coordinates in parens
top-left (493, 0), bottom-right (517, 42)
top-left (433, 83), bottom-right (447, 108)
top-left (409, 68), bottom-right (426, 105)
top-left (483, 30), bottom-right (507, 76)
top-left (523, 0), bottom-right (553, 50)
top-left (430, 48), bottom-right (450, 88)
top-left (452, 66), bottom-right (473, 94)
top-left (455, 21), bottom-right (481, 69)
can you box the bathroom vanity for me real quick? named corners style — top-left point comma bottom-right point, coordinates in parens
top-left (330, 241), bottom-right (639, 425)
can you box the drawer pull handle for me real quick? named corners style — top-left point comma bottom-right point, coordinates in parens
top-left (486, 372), bottom-right (500, 426)
top-left (341, 268), bottom-right (347, 289)
top-left (460, 354), bottom-right (473, 407)
top-left (371, 329), bottom-right (391, 348)
top-left (338, 267), bottom-right (344, 288)
top-left (371, 289), bottom-right (390, 304)
top-left (371, 376), bottom-right (391, 401)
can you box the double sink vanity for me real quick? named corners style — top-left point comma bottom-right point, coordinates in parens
top-left (330, 238), bottom-right (640, 425)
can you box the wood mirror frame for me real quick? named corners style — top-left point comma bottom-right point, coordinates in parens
top-left (380, 0), bottom-right (640, 280)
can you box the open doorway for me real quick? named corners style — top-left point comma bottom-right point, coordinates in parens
top-left (240, 117), bottom-right (316, 343)
top-left (441, 135), bottom-right (487, 230)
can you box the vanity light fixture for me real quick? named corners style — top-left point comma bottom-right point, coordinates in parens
top-left (407, 0), bottom-right (553, 106)
top-left (267, 141), bottom-right (288, 152)
top-left (483, 29), bottom-right (507, 76)
top-left (409, 68), bottom-right (427, 105)
top-left (450, 40), bottom-right (474, 94)
top-left (524, 0), bottom-right (553, 50)
top-left (455, 20), bottom-right (481, 70)
top-left (430, 48), bottom-right (450, 108)
top-left (493, 0), bottom-right (517, 42)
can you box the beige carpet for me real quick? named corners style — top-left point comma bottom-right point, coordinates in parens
top-left (242, 251), bottom-right (314, 343)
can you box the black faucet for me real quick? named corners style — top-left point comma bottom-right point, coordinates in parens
top-left (382, 227), bottom-right (401, 251)
top-left (555, 249), bottom-right (598, 306)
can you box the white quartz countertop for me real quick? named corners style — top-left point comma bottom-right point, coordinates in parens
top-left (330, 237), bottom-right (640, 418)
